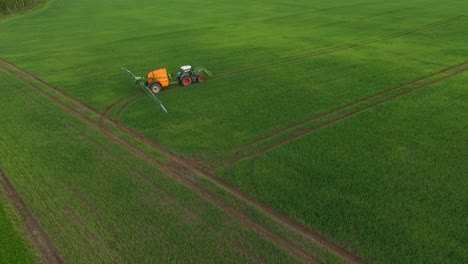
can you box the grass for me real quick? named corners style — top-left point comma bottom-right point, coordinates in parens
top-left (220, 73), bottom-right (468, 263)
top-left (0, 71), bottom-right (297, 263)
top-left (0, 0), bottom-right (467, 263)
top-left (0, 191), bottom-right (39, 264)
top-left (2, 0), bottom-right (466, 159)
top-left (194, 176), bottom-right (346, 264)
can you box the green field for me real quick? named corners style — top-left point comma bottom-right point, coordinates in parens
top-left (0, 71), bottom-right (299, 263)
top-left (1, 0), bottom-right (467, 263)
top-left (0, 191), bottom-right (39, 264)
top-left (221, 73), bottom-right (468, 263)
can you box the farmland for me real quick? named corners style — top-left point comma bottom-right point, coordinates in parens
top-left (0, 0), bottom-right (467, 263)
top-left (0, 189), bottom-right (38, 264)
top-left (0, 71), bottom-right (301, 263)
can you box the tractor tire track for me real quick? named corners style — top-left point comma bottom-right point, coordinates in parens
top-left (99, 93), bottom-right (143, 125)
top-left (102, 93), bottom-right (140, 119)
top-left (0, 64), bottom-right (323, 264)
top-left (0, 171), bottom-right (64, 264)
top-left (236, 66), bottom-right (468, 162)
top-left (109, 120), bottom-right (368, 264)
top-left (231, 62), bottom-right (468, 161)
top-left (114, 93), bottom-right (144, 120)
top-left (0, 59), bottom-right (103, 116)
top-left (0, 58), bottom-right (367, 263)
top-left (0, 15), bottom-right (463, 264)
top-left (215, 16), bottom-right (464, 79)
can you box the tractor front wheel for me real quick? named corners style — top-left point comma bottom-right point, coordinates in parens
top-left (149, 83), bottom-right (162, 93)
top-left (181, 75), bottom-right (192, 86)
top-left (196, 75), bottom-right (206, 83)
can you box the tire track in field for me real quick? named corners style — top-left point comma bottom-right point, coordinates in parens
top-left (102, 93), bottom-right (140, 118)
top-left (99, 93), bottom-right (143, 124)
top-left (0, 171), bottom-right (64, 264)
top-left (0, 58), bottom-right (369, 264)
top-left (114, 93), bottom-right (144, 120)
top-left (231, 62), bottom-right (468, 162)
top-left (0, 62), bottom-right (324, 264)
top-left (112, 123), bottom-right (369, 264)
top-left (0, 71), bottom-right (52, 109)
top-left (0, 15), bottom-right (463, 264)
top-left (234, 65), bottom-right (468, 163)
top-left (215, 15), bottom-right (464, 79)
top-left (0, 58), bottom-right (369, 263)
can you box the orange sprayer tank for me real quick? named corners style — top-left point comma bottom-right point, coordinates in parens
top-left (147, 68), bottom-right (170, 88)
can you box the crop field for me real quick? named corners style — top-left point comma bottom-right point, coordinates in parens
top-left (0, 71), bottom-right (301, 263)
top-left (0, 0), bottom-right (467, 263)
top-left (0, 189), bottom-right (38, 264)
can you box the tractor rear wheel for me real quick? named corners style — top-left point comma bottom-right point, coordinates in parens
top-left (181, 75), bottom-right (192, 86)
top-left (149, 83), bottom-right (162, 93)
top-left (196, 75), bottom-right (206, 83)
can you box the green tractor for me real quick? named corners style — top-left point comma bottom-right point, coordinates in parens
top-left (175, 65), bottom-right (211, 86)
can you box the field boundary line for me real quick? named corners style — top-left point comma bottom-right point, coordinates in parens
top-left (0, 63), bottom-right (324, 264)
top-left (0, 171), bottom-right (64, 264)
top-left (0, 57), bottom-right (369, 263)
top-left (216, 15), bottom-right (464, 79)
top-left (235, 66), bottom-right (468, 162)
top-left (231, 62), bottom-right (468, 162)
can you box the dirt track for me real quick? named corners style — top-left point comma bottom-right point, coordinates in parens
top-left (114, 94), bottom-right (144, 120)
top-left (100, 93), bottom-right (143, 122)
top-left (0, 171), bottom-right (64, 264)
top-left (0, 14), bottom-right (465, 264)
top-left (231, 62), bottom-right (468, 163)
top-left (0, 61), bottom-right (327, 264)
top-left (0, 58), bottom-right (369, 263)
top-left (4, 57), bottom-right (467, 264)
top-left (241, 67), bottom-right (468, 160)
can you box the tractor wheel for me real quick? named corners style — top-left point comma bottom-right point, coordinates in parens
top-left (196, 75), bottom-right (206, 83)
top-left (181, 75), bottom-right (192, 86)
top-left (149, 83), bottom-right (162, 93)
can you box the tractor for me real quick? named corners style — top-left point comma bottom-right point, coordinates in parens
top-left (146, 65), bottom-right (212, 93)
top-left (122, 65), bottom-right (213, 113)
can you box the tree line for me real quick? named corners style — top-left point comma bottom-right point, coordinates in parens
top-left (0, 0), bottom-right (45, 15)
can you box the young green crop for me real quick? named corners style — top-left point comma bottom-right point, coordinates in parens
top-left (0, 0), bottom-right (467, 263)
top-left (0, 193), bottom-right (39, 264)
top-left (0, 71), bottom-right (297, 263)
top-left (3, 0), bottom-right (466, 160)
top-left (219, 73), bottom-right (468, 263)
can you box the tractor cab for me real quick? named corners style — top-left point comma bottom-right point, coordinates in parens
top-left (177, 65), bottom-right (193, 77)
top-left (180, 65), bottom-right (192, 73)
top-left (176, 65), bottom-right (192, 80)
